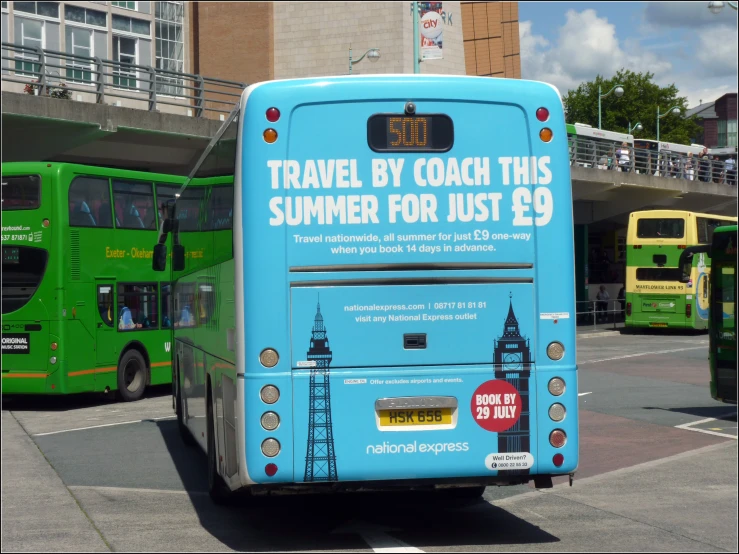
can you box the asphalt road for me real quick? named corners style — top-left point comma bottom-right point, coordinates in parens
top-left (2, 331), bottom-right (737, 552)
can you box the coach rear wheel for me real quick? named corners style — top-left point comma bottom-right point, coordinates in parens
top-left (117, 349), bottom-right (147, 402)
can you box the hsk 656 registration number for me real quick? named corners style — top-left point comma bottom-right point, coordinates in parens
top-left (379, 409), bottom-right (452, 427)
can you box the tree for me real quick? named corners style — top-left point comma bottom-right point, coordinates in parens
top-left (562, 69), bottom-right (702, 145)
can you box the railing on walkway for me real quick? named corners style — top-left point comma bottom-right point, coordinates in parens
top-left (569, 136), bottom-right (737, 187)
top-left (576, 299), bottom-right (625, 331)
top-left (1, 43), bottom-right (245, 118)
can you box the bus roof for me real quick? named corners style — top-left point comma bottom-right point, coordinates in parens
top-left (630, 209), bottom-right (738, 222)
top-left (567, 123), bottom-right (633, 142)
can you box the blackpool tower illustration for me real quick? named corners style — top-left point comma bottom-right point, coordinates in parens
top-left (304, 298), bottom-right (338, 482)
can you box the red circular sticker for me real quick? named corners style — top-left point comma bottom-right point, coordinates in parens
top-left (471, 380), bottom-right (522, 432)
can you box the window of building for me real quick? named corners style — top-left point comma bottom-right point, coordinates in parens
top-left (155, 184), bottom-right (205, 232)
top-left (2, 3), bottom-right (9, 11)
top-left (728, 120), bottom-right (737, 148)
top-left (14, 18), bottom-right (43, 76)
top-left (155, 1), bottom-right (184, 95)
top-left (68, 176), bottom-right (114, 228)
top-left (718, 120), bottom-right (727, 148)
top-left (206, 185), bottom-right (234, 230)
top-left (64, 5), bottom-right (106, 27)
top-left (14, 1), bottom-right (59, 18)
top-left (112, 1), bottom-right (137, 9)
top-left (2, 175), bottom-right (41, 210)
top-left (161, 283), bottom-right (172, 328)
top-left (97, 284), bottom-right (114, 327)
top-left (112, 35), bottom-right (137, 88)
top-left (117, 283), bottom-right (158, 330)
top-left (112, 180), bottom-right (156, 230)
top-left (65, 26), bottom-right (93, 83)
top-left (112, 13), bottom-right (150, 35)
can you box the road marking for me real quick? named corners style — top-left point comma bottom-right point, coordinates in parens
top-left (674, 413), bottom-right (738, 440)
top-left (578, 392), bottom-right (592, 397)
top-left (580, 345), bottom-right (706, 365)
top-left (69, 485), bottom-right (208, 496)
top-left (332, 519), bottom-right (424, 553)
top-left (32, 416), bottom-right (177, 436)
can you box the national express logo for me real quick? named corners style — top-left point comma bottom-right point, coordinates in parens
top-left (366, 441), bottom-right (470, 456)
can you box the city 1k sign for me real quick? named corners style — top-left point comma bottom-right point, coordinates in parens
top-left (420, 2), bottom-right (443, 60)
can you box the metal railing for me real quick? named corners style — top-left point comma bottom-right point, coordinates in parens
top-left (569, 137), bottom-right (737, 186)
top-left (1, 43), bottom-right (245, 118)
top-left (576, 299), bottom-right (625, 330)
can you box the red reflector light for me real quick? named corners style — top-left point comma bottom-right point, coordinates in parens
top-left (626, 302), bottom-right (632, 316)
top-left (265, 463), bottom-right (278, 477)
top-left (678, 245), bottom-right (686, 249)
top-left (553, 453), bottom-right (564, 467)
top-left (266, 107), bottom-right (280, 122)
top-left (536, 107), bottom-right (549, 122)
top-left (686, 303), bottom-right (692, 317)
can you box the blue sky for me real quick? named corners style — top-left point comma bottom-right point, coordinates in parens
top-left (519, 2), bottom-right (738, 108)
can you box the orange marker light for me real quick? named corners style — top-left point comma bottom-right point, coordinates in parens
top-left (263, 128), bottom-right (278, 143)
top-left (539, 128), bottom-right (553, 142)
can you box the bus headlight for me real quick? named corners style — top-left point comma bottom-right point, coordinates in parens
top-left (548, 377), bottom-right (565, 396)
top-left (260, 412), bottom-right (280, 431)
top-left (549, 403), bottom-right (566, 422)
top-left (260, 385), bottom-right (280, 404)
top-left (261, 438), bottom-right (281, 457)
top-left (546, 341), bottom-right (565, 361)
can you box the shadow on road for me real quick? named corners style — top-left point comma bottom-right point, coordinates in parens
top-left (618, 327), bottom-right (708, 337)
top-left (156, 419), bottom-right (560, 551)
top-left (1, 384), bottom-right (171, 412)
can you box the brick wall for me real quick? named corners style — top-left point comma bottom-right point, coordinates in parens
top-left (461, 1), bottom-right (520, 78)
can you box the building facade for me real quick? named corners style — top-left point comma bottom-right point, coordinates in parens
top-left (686, 93), bottom-right (738, 148)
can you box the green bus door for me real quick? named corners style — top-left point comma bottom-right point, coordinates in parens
top-left (96, 281), bottom-right (117, 367)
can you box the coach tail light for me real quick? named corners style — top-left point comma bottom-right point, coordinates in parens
top-left (50, 342), bottom-right (58, 351)
top-left (548, 377), bottom-right (565, 396)
top-left (626, 302), bottom-right (632, 316)
top-left (260, 348), bottom-right (279, 368)
top-left (536, 107), bottom-right (549, 122)
top-left (260, 411), bottom-right (280, 431)
top-left (266, 107), bottom-right (280, 122)
top-left (261, 438), bottom-right (281, 457)
top-left (260, 385), bottom-right (280, 404)
top-left (553, 453), bottom-right (564, 467)
top-left (263, 128), bottom-right (278, 143)
top-left (539, 128), bottom-right (553, 142)
top-left (686, 303), bottom-right (692, 317)
top-left (546, 341), bottom-right (565, 361)
top-left (549, 403), bottom-right (566, 422)
top-left (549, 429), bottom-right (567, 448)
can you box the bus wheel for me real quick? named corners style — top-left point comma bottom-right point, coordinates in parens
top-left (117, 350), bottom-right (147, 402)
top-left (176, 368), bottom-right (196, 446)
top-left (207, 392), bottom-right (231, 504)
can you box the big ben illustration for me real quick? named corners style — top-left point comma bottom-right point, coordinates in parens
top-left (493, 293), bottom-right (531, 475)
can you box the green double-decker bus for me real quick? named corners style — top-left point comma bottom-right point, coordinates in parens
top-left (1, 162), bottom-right (233, 401)
top-left (680, 226), bottom-right (737, 403)
top-left (625, 210), bottom-right (737, 330)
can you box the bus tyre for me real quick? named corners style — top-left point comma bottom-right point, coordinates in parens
top-left (175, 369), bottom-right (196, 447)
top-left (207, 395), bottom-right (231, 504)
top-left (117, 350), bottom-right (147, 402)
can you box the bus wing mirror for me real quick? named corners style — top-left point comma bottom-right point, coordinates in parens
top-left (173, 244), bottom-right (185, 272)
top-left (153, 244), bottom-right (167, 272)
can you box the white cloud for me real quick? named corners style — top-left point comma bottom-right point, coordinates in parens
top-left (696, 25), bottom-right (739, 77)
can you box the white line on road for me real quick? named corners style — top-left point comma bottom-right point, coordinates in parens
top-left (675, 413), bottom-right (738, 440)
top-left (578, 392), bottom-right (592, 397)
top-left (579, 345), bottom-right (706, 365)
top-left (69, 485), bottom-right (207, 496)
top-left (332, 520), bottom-right (424, 553)
top-left (32, 416), bottom-right (176, 436)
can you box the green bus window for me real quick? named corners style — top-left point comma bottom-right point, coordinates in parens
top-left (2, 246), bottom-right (48, 314)
top-left (117, 283), bottom-right (158, 331)
top-left (97, 285), bottom-right (114, 327)
top-left (69, 176), bottom-right (113, 228)
top-left (197, 281), bottom-right (215, 326)
top-left (113, 180), bottom-right (157, 230)
top-left (206, 185), bottom-right (234, 230)
top-left (174, 283), bottom-right (195, 328)
top-left (161, 283), bottom-right (172, 328)
top-left (156, 184), bottom-right (206, 232)
top-left (636, 218), bottom-right (685, 239)
top-left (2, 174), bottom-right (41, 210)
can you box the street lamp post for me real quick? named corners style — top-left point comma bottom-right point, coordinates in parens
top-left (349, 46), bottom-right (380, 74)
top-left (598, 84), bottom-right (625, 129)
top-left (708, 1), bottom-right (738, 13)
top-left (628, 121), bottom-right (643, 135)
top-left (656, 105), bottom-right (681, 141)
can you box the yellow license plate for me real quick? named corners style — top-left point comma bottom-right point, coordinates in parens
top-left (650, 322), bottom-right (668, 327)
top-left (379, 408), bottom-right (452, 427)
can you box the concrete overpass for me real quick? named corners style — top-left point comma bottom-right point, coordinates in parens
top-left (2, 91), bottom-right (737, 224)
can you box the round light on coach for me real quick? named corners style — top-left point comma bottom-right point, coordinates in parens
top-left (549, 403), bottom-right (566, 422)
top-left (49, 356), bottom-right (57, 365)
top-left (536, 107), bottom-right (549, 122)
top-left (266, 107), bottom-right (280, 122)
top-left (548, 377), bottom-right (565, 396)
top-left (261, 438), bottom-right (281, 457)
top-left (263, 128), bottom-right (278, 143)
top-left (549, 429), bottom-right (567, 448)
top-left (261, 411), bottom-right (280, 431)
top-left (539, 128), bottom-right (553, 142)
top-left (547, 341), bottom-right (565, 361)
top-left (260, 385), bottom-right (280, 404)
top-left (259, 348), bottom-right (279, 368)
